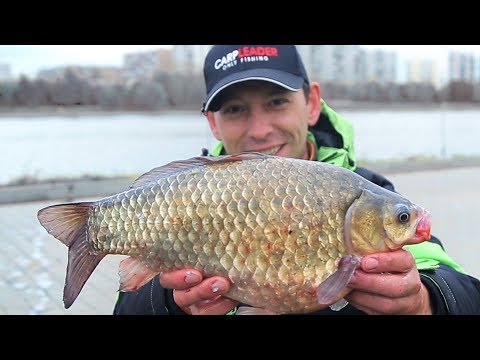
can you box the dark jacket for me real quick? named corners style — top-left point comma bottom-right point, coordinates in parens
top-left (113, 101), bottom-right (480, 315)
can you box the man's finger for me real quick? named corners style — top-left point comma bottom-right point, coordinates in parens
top-left (348, 270), bottom-right (420, 298)
top-left (173, 276), bottom-right (231, 308)
top-left (159, 269), bottom-right (203, 290)
top-left (361, 249), bottom-right (414, 273)
top-left (189, 297), bottom-right (239, 315)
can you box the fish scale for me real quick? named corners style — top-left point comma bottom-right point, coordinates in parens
top-left (37, 152), bottom-right (431, 313)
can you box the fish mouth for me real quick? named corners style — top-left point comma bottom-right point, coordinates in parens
top-left (407, 208), bottom-right (432, 245)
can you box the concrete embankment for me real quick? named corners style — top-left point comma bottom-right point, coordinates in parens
top-left (1, 157), bottom-right (480, 205)
top-left (358, 157), bottom-right (480, 175)
top-left (0, 176), bottom-right (134, 205)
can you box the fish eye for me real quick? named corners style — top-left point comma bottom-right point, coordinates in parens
top-left (398, 212), bottom-right (410, 223)
top-left (395, 204), bottom-right (410, 223)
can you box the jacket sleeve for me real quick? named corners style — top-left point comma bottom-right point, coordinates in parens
top-left (113, 275), bottom-right (187, 315)
top-left (418, 237), bottom-right (480, 314)
top-left (420, 266), bottom-right (480, 315)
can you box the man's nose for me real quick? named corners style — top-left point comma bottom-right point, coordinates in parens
top-left (246, 111), bottom-right (273, 139)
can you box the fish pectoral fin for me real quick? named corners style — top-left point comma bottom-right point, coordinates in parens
top-left (118, 257), bottom-right (160, 292)
top-left (235, 306), bottom-right (280, 315)
top-left (316, 255), bottom-right (361, 305)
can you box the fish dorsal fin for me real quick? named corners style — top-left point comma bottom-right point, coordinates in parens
top-left (129, 152), bottom-right (270, 189)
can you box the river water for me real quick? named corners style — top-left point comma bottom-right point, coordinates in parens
top-left (1, 107), bottom-right (479, 185)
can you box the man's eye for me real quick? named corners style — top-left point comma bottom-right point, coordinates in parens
top-left (223, 105), bottom-right (243, 114)
top-left (270, 98), bottom-right (288, 106)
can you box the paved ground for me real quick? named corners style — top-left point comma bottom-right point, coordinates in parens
top-left (0, 197), bottom-right (126, 315)
top-left (1, 166), bottom-right (479, 315)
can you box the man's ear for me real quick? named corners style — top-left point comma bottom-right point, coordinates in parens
top-left (206, 112), bottom-right (221, 140)
top-left (308, 82), bottom-right (322, 127)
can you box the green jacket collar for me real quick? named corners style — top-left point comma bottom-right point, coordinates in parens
top-left (310, 99), bottom-right (356, 171)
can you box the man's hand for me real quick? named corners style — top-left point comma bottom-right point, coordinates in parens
top-left (159, 270), bottom-right (238, 315)
top-left (345, 249), bottom-right (432, 315)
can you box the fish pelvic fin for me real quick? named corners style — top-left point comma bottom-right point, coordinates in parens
top-left (37, 202), bottom-right (106, 309)
top-left (316, 255), bottom-right (361, 305)
top-left (118, 257), bottom-right (159, 292)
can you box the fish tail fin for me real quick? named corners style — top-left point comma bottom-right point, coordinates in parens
top-left (37, 202), bottom-right (106, 309)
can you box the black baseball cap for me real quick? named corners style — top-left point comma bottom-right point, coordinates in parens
top-left (202, 45), bottom-right (310, 113)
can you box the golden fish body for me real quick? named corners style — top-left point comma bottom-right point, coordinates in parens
top-left (37, 152), bottom-right (431, 313)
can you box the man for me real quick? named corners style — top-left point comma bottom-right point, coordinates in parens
top-left (113, 45), bottom-right (480, 315)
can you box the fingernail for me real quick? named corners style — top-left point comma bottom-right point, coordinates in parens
top-left (211, 280), bottom-right (226, 294)
top-left (184, 271), bottom-right (201, 284)
top-left (365, 258), bottom-right (378, 271)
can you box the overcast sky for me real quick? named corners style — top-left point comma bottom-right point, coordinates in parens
top-left (2, 45), bottom-right (480, 78)
top-left (0, 45), bottom-right (173, 78)
top-left (363, 45), bottom-right (480, 59)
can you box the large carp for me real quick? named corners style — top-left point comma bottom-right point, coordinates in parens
top-left (37, 152), bottom-right (431, 314)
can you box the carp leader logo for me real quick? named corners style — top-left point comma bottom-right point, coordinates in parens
top-left (213, 46), bottom-right (279, 71)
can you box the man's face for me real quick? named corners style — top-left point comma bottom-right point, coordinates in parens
top-left (206, 80), bottom-right (320, 159)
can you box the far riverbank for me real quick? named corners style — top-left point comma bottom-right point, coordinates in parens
top-left (2, 101), bottom-right (480, 118)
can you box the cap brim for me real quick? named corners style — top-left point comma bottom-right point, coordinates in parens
top-left (204, 68), bottom-right (305, 112)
